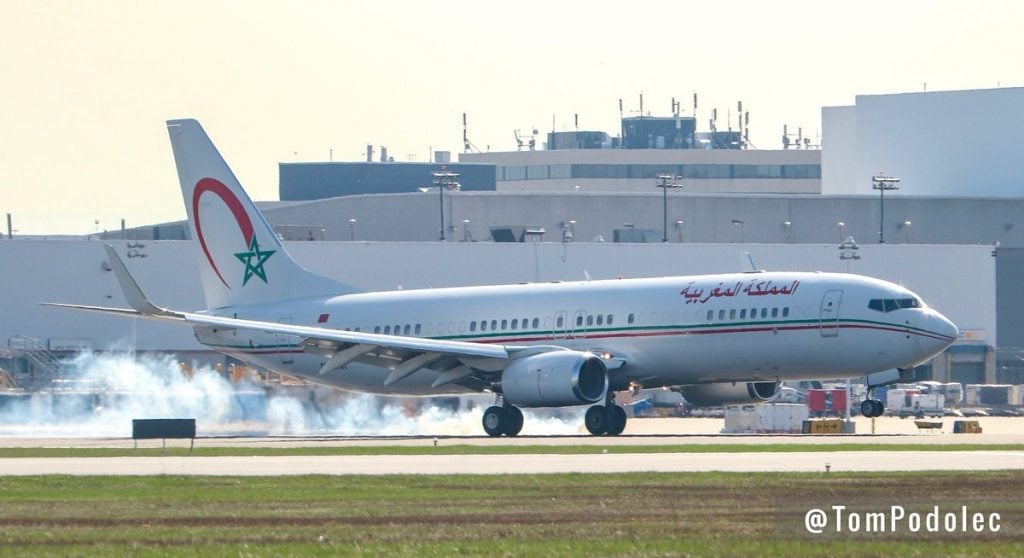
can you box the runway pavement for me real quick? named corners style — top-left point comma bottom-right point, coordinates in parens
top-left (0, 416), bottom-right (1021, 476)
top-left (0, 450), bottom-right (1022, 476)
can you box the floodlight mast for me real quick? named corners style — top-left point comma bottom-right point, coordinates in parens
top-left (872, 174), bottom-right (900, 244)
top-left (656, 174), bottom-right (682, 243)
top-left (432, 168), bottom-right (460, 241)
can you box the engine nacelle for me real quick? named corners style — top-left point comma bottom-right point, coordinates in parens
top-left (501, 351), bottom-right (608, 408)
top-left (677, 381), bottom-right (780, 407)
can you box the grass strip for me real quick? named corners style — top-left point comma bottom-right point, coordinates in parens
top-left (0, 472), bottom-right (1020, 556)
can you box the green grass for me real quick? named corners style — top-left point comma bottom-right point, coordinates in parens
top-left (0, 472), bottom-right (1021, 556)
top-left (0, 442), bottom-right (1022, 459)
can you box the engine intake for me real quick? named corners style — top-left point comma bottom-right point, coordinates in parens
top-left (677, 381), bottom-right (780, 407)
top-left (501, 351), bottom-right (608, 408)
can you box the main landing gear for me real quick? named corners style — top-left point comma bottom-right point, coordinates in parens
top-left (481, 397), bottom-right (628, 437)
top-left (584, 397), bottom-right (628, 436)
top-left (482, 403), bottom-right (524, 437)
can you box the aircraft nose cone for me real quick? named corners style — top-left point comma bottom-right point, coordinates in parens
top-left (931, 311), bottom-right (959, 346)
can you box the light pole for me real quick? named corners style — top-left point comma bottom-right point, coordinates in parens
top-left (656, 174), bottom-right (682, 242)
top-left (675, 220), bottom-right (684, 243)
top-left (432, 167), bottom-right (460, 241)
top-left (872, 173), bottom-right (900, 243)
top-left (348, 218), bottom-right (357, 241)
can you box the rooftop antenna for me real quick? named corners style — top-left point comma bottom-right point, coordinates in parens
top-left (513, 128), bottom-right (538, 151)
top-left (737, 101), bottom-right (743, 138)
top-left (639, 92), bottom-right (644, 117)
top-left (462, 113), bottom-right (480, 153)
top-left (693, 92), bottom-right (698, 127)
top-left (574, 113), bottom-right (579, 131)
top-left (744, 110), bottom-right (753, 149)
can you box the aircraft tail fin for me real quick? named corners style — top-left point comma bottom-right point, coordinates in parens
top-left (166, 119), bottom-right (357, 309)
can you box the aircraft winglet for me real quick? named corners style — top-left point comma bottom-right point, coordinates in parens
top-left (102, 245), bottom-right (178, 317)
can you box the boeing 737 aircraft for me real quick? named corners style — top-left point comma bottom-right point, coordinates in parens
top-left (51, 119), bottom-right (959, 436)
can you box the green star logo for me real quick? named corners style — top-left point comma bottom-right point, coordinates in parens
top-left (234, 236), bottom-right (276, 286)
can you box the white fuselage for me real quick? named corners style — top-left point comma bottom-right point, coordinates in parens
top-left (193, 271), bottom-right (958, 396)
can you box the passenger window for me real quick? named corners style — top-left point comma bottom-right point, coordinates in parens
top-left (607, 314), bottom-right (614, 325)
top-left (403, 325), bottom-right (411, 335)
top-left (576, 315), bottom-right (584, 327)
top-left (470, 321), bottom-right (477, 332)
top-left (706, 310), bottom-right (714, 321)
top-left (750, 308), bottom-right (757, 319)
top-left (740, 309), bottom-right (747, 319)
top-left (501, 319), bottom-right (508, 330)
top-left (481, 320), bottom-right (488, 331)
top-left (374, 326), bottom-right (381, 334)
top-left (718, 309), bottom-right (725, 320)
top-left (782, 307), bottom-right (790, 318)
top-left (384, 325), bottom-right (391, 334)
top-left (556, 316), bottom-right (564, 328)
top-left (532, 318), bottom-right (540, 329)
top-left (415, 324), bottom-right (421, 335)
top-left (596, 314), bottom-right (603, 326)
top-left (586, 315), bottom-right (594, 326)
top-left (511, 319), bottom-right (518, 330)
top-left (771, 308), bottom-right (778, 318)
top-left (729, 309), bottom-right (736, 320)
top-left (760, 308), bottom-right (768, 318)
top-left (490, 320), bottom-right (497, 330)
top-left (628, 313), bottom-right (636, 324)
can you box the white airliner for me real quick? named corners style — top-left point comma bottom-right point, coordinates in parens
top-left (51, 119), bottom-right (959, 436)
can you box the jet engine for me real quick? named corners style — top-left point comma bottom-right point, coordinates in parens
top-left (676, 381), bottom-right (780, 407)
top-left (500, 351), bottom-right (608, 407)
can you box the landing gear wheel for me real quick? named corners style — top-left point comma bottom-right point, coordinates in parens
top-left (585, 405), bottom-right (609, 435)
top-left (482, 406), bottom-right (508, 437)
top-left (860, 399), bottom-right (884, 418)
top-left (606, 405), bottom-right (627, 436)
top-left (504, 405), bottom-right (524, 437)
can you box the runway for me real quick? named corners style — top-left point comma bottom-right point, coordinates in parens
top-left (1, 450), bottom-right (1023, 476)
top-left (1, 416), bottom-right (1021, 475)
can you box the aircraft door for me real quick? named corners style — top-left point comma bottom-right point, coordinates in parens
top-left (571, 310), bottom-right (588, 339)
top-left (551, 311), bottom-right (569, 339)
top-left (819, 290), bottom-right (843, 338)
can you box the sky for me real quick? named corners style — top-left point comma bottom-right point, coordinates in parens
top-left (2, 0), bottom-right (1023, 235)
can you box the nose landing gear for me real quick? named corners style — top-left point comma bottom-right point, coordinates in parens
top-left (860, 397), bottom-right (885, 418)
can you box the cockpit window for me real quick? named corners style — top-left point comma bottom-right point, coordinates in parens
top-left (868, 297), bottom-right (922, 313)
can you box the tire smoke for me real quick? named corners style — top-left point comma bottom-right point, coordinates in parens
top-left (0, 352), bottom-right (585, 437)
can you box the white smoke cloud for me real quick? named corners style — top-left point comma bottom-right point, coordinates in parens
top-left (0, 352), bottom-right (586, 437)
